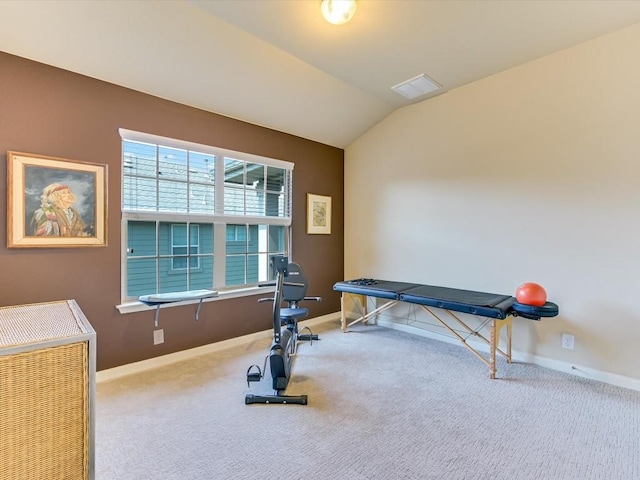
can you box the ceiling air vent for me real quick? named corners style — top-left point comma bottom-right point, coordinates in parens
top-left (391, 74), bottom-right (441, 99)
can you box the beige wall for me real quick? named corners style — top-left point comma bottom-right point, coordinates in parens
top-left (345, 23), bottom-right (640, 386)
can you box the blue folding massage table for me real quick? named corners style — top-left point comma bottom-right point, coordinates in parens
top-left (333, 279), bottom-right (558, 379)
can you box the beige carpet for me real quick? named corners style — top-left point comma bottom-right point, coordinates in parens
top-left (96, 319), bottom-right (640, 479)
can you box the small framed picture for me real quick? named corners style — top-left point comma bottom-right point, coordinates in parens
top-left (306, 193), bottom-right (331, 235)
top-left (7, 151), bottom-right (107, 248)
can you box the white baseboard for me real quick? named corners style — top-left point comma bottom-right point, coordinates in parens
top-left (516, 352), bottom-right (640, 392)
top-left (97, 313), bottom-right (340, 383)
top-left (375, 318), bottom-right (640, 392)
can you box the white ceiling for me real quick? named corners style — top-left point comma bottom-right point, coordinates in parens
top-left (2, 0), bottom-right (640, 149)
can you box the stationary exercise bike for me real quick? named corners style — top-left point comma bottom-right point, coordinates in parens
top-left (245, 255), bottom-right (321, 405)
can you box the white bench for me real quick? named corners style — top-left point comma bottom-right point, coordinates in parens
top-left (138, 289), bottom-right (219, 327)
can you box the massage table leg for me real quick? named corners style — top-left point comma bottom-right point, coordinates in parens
top-left (490, 317), bottom-right (513, 379)
top-left (418, 305), bottom-right (514, 379)
top-left (341, 293), bottom-right (397, 332)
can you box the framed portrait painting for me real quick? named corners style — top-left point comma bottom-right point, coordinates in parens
top-left (306, 193), bottom-right (331, 235)
top-left (7, 151), bottom-right (107, 248)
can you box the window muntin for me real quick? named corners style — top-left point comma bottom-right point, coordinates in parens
top-left (224, 224), bottom-right (286, 286)
top-left (123, 141), bottom-right (216, 214)
top-left (126, 221), bottom-right (214, 297)
top-left (223, 158), bottom-right (287, 217)
top-left (121, 130), bottom-right (292, 302)
top-left (171, 224), bottom-right (200, 270)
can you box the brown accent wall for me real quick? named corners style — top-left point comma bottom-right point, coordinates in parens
top-left (0, 52), bottom-right (344, 370)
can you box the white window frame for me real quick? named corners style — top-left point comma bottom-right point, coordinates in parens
top-left (117, 129), bottom-right (293, 312)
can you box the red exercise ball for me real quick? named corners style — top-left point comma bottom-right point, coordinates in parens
top-left (515, 282), bottom-right (547, 306)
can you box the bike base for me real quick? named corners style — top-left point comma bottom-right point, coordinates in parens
top-left (245, 394), bottom-right (308, 405)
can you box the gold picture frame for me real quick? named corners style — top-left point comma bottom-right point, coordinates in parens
top-left (7, 151), bottom-right (107, 248)
top-left (306, 193), bottom-right (331, 235)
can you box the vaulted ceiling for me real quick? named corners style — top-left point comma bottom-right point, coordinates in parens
top-left (2, 0), bottom-right (640, 148)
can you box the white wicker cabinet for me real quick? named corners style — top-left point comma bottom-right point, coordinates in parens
top-left (0, 300), bottom-right (96, 480)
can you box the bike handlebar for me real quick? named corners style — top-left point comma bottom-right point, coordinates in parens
top-left (258, 281), bottom-right (305, 288)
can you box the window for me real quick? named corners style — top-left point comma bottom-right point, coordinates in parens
top-left (120, 129), bottom-right (292, 302)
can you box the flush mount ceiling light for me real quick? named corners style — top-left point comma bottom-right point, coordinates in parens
top-left (321, 0), bottom-right (357, 25)
top-left (391, 74), bottom-right (442, 100)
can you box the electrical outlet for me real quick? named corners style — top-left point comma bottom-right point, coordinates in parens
top-left (153, 329), bottom-right (165, 345)
top-left (562, 333), bottom-right (574, 350)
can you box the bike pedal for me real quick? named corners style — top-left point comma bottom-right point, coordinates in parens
top-left (246, 365), bottom-right (262, 386)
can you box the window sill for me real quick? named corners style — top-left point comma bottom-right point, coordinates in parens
top-left (116, 285), bottom-right (274, 315)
